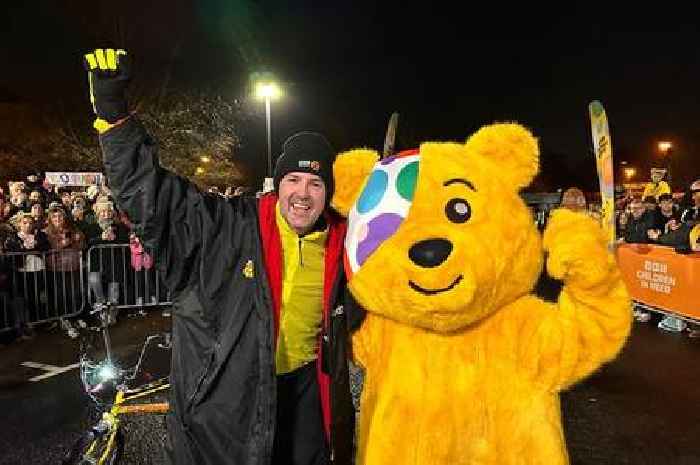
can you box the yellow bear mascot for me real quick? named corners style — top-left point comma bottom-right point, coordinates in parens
top-left (331, 123), bottom-right (631, 465)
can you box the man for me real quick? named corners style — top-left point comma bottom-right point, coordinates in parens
top-left (84, 197), bottom-right (129, 246)
top-left (618, 198), bottom-right (655, 323)
top-left (83, 48), bottom-right (354, 465)
top-left (653, 183), bottom-right (700, 252)
top-left (646, 193), bottom-right (681, 242)
top-left (680, 179), bottom-right (700, 223)
top-left (619, 199), bottom-right (653, 244)
top-left (642, 195), bottom-right (657, 215)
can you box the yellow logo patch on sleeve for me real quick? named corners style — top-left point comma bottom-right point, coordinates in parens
top-left (243, 260), bottom-right (255, 279)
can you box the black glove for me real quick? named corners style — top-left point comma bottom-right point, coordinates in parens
top-left (83, 49), bottom-right (131, 124)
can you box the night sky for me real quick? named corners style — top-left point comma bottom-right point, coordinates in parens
top-left (2, 1), bottom-right (699, 190)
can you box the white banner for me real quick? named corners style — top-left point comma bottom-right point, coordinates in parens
top-left (45, 172), bottom-right (103, 187)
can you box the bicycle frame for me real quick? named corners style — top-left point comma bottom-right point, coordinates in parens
top-left (77, 378), bottom-right (169, 465)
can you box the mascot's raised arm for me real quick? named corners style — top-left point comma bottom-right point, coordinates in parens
top-left (332, 123), bottom-right (632, 465)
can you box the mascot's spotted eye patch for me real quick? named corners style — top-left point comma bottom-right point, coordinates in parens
top-left (345, 153), bottom-right (420, 276)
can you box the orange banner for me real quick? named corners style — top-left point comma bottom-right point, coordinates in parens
top-left (616, 244), bottom-right (700, 320)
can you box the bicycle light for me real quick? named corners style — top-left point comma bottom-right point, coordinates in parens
top-left (97, 362), bottom-right (118, 382)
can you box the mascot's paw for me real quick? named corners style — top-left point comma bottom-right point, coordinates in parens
top-left (331, 148), bottom-right (379, 216)
top-left (543, 208), bottom-right (616, 290)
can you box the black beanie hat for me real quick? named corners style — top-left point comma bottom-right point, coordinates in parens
top-left (273, 131), bottom-right (335, 198)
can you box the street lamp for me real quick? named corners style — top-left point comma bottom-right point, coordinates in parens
top-left (657, 141), bottom-right (673, 186)
top-left (658, 141), bottom-right (672, 154)
top-left (255, 80), bottom-right (282, 189)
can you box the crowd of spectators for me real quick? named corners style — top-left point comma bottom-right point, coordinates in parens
top-left (615, 174), bottom-right (700, 336)
top-left (0, 173), bottom-right (132, 257)
top-left (0, 173), bottom-right (253, 344)
top-left (616, 178), bottom-right (700, 251)
top-left (0, 172), bottom-right (154, 342)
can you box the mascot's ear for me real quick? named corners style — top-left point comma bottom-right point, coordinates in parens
top-left (464, 123), bottom-right (539, 190)
top-left (331, 148), bottom-right (379, 217)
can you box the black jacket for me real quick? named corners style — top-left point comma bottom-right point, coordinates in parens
top-left (649, 208), bottom-right (680, 233)
top-left (99, 118), bottom-right (355, 465)
top-left (623, 214), bottom-right (653, 244)
top-left (681, 205), bottom-right (700, 223)
top-left (4, 230), bottom-right (50, 253)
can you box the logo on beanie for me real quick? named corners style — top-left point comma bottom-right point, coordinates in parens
top-left (298, 160), bottom-right (321, 171)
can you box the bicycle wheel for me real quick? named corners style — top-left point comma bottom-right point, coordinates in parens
top-left (62, 429), bottom-right (124, 465)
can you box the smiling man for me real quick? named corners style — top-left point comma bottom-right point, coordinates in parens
top-left (83, 48), bottom-right (355, 465)
top-left (274, 133), bottom-right (335, 235)
top-left (269, 133), bottom-right (345, 463)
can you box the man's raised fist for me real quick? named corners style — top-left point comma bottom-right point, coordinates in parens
top-left (83, 48), bottom-right (131, 124)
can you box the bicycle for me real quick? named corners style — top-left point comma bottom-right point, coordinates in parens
top-left (62, 272), bottom-right (171, 465)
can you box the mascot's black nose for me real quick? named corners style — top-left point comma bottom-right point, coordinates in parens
top-left (408, 239), bottom-right (453, 268)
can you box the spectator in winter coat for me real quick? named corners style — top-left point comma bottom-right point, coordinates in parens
top-left (4, 211), bottom-right (50, 331)
top-left (85, 197), bottom-right (129, 245)
top-left (620, 199), bottom-right (653, 244)
top-left (8, 181), bottom-right (26, 201)
top-left (4, 211), bottom-right (50, 254)
top-left (42, 204), bottom-right (85, 333)
top-left (44, 204), bottom-right (85, 272)
top-left (647, 193), bottom-right (682, 242)
top-left (70, 203), bottom-right (93, 235)
top-left (29, 202), bottom-right (47, 231)
top-left (680, 179), bottom-right (700, 223)
top-left (9, 190), bottom-right (29, 214)
top-left (642, 195), bottom-right (657, 215)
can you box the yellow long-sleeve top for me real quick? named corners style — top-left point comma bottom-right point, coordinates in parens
top-left (275, 205), bottom-right (327, 374)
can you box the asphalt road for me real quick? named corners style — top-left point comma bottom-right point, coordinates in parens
top-left (1, 306), bottom-right (698, 465)
top-left (0, 311), bottom-right (172, 465)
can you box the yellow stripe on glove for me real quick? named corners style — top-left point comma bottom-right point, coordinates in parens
top-left (84, 49), bottom-right (126, 71)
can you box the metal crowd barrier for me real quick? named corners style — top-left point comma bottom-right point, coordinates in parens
top-left (0, 250), bottom-right (85, 332)
top-left (616, 243), bottom-right (700, 323)
top-left (86, 243), bottom-right (171, 309)
top-left (0, 244), bottom-right (172, 333)
top-left (0, 290), bottom-right (9, 332)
